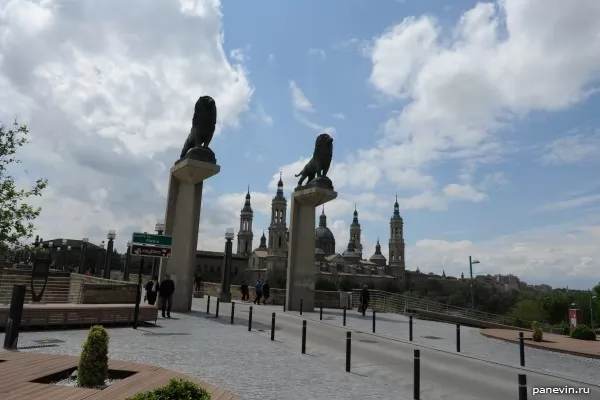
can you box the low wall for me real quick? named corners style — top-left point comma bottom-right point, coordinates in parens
top-left (201, 282), bottom-right (353, 308)
top-left (81, 283), bottom-right (138, 304)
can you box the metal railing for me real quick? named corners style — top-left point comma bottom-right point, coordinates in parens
top-left (352, 289), bottom-right (532, 329)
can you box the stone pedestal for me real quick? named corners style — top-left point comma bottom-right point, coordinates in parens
top-left (159, 158), bottom-right (220, 312)
top-left (285, 185), bottom-right (337, 312)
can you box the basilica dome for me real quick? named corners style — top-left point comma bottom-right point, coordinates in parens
top-left (315, 208), bottom-right (336, 256)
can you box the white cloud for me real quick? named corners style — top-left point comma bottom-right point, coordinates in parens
top-left (541, 131), bottom-right (600, 165)
top-left (325, 0), bottom-right (600, 210)
top-left (289, 80), bottom-right (314, 113)
top-left (0, 0), bottom-right (253, 251)
top-left (308, 48), bottom-right (326, 59)
top-left (442, 183), bottom-right (488, 203)
top-left (535, 194), bottom-right (600, 213)
top-left (331, 112), bottom-right (345, 120)
top-left (408, 216), bottom-right (600, 288)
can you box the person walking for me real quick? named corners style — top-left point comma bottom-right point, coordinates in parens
top-left (262, 280), bottom-right (271, 305)
top-left (240, 281), bottom-right (249, 301)
top-left (359, 284), bottom-right (370, 317)
top-left (253, 280), bottom-right (263, 305)
top-left (159, 273), bottom-right (175, 318)
top-left (145, 276), bottom-right (159, 305)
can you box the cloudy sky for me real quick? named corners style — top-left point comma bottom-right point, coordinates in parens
top-left (2, 0), bottom-right (600, 289)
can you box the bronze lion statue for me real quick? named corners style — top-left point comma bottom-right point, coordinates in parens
top-left (295, 133), bottom-right (334, 186)
top-left (179, 95), bottom-right (217, 160)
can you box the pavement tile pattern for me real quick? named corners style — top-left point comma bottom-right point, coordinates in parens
top-left (16, 302), bottom-right (407, 400)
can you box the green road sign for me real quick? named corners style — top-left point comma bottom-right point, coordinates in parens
top-left (130, 244), bottom-right (172, 258)
top-left (131, 232), bottom-right (172, 247)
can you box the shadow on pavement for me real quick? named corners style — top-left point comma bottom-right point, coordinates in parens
top-left (185, 310), bottom-right (278, 332)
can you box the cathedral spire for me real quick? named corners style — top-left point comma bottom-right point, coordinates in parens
top-left (242, 185), bottom-right (252, 212)
top-left (319, 206), bottom-right (327, 227)
top-left (275, 171), bottom-right (285, 199)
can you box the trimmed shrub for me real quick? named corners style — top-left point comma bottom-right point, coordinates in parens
top-left (532, 321), bottom-right (543, 342)
top-left (77, 325), bottom-right (110, 388)
top-left (571, 325), bottom-right (596, 341)
top-left (126, 378), bottom-right (210, 400)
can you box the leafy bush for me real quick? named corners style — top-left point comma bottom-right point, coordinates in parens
top-left (77, 325), bottom-right (110, 388)
top-left (570, 325), bottom-right (596, 341)
top-left (532, 321), bottom-right (543, 342)
top-left (126, 378), bottom-right (210, 400)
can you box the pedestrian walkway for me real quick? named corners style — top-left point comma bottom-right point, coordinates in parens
top-left (481, 329), bottom-right (600, 359)
top-left (16, 302), bottom-right (408, 400)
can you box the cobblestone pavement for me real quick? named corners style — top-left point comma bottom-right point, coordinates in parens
top-left (294, 306), bottom-right (600, 384)
top-left (16, 305), bottom-right (408, 400)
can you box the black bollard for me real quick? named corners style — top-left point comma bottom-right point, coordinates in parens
top-left (409, 315), bottom-right (413, 341)
top-left (346, 331), bottom-right (351, 372)
top-left (518, 374), bottom-right (527, 400)
top-left (343, 306), bottom-right (347, 326)
top-left (301, 320), bottom-right (307, 354)
top-left (231, 302), bottom-right (235, 324)
top-left (320, 306), bottom-right (323, 320)
top-left (248, 306), bottom-right (253, 331)
top-left (283, 297), bottom-right (286, 312)
top-left (414, 349), bottom-right (421, 400)
top-left (519, 331), bottom-right (525, 366)
top-left (372, 310), bottom-right (376, 333)
top-left (456, 324), bottom-right (461, 353)
top-left (300, 298), bottom-right (303, 315)
top-left (3, 284), bottom-right (26, 350)
top-left (215, 298), bottom-right (220, 318)
top-left (206, 295), bottom-right (211, 314)
top-left (271, 312), bottom-right (276, 341)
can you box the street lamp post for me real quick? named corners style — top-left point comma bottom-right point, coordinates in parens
top-left (152, 219), bottom-right (165, 278)
top-left (103, 230), bottom-right (116, 279)
top-left (590, 290), bottom-right (597, 329)
top-left (219, 228), bottom-right (234, 303)
top-left (56, 247), bottom-right (61, 270)
top-left (469, 256), bottom-right (480, 311)
top-left (60, 239), bottom-right (67, 270)
top-left (48, 241), bottom-right (53, 268)
top-left (123, 241), bottom-right (132, 281)
top-left (79, 237), bottom-right (89, 274)
top-left (96, 241), bottom-right (105, 276)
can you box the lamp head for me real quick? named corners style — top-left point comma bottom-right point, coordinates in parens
top-left (62, 239), bottom-right (67, 246)
top-left (155, 218), bottom-right (165, 232)
top-left (107, 229), bottom-right (116, 240)
top-left (82, 237), bottom-right (89, 243)
top-left (225, 228), bottom-right (234, 240)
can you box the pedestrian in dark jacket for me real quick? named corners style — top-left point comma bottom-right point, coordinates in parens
top-left (253, 280), bottom-right (263, 305)
top-left (240, 282), bottom-right (249, 301)
top-left (262, 280), bottom-right (271, 305)
top-left (359, 285), bottom-right (370, 317)
top-left (159, 273), bottom-right (175, 318)
top-left (145, 276), bottom-right (159, 305)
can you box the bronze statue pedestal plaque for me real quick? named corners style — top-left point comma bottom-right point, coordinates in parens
top-left (160, 158), bottom-right (220, 312)
top-left (285, 185), bottom-right (337, 313)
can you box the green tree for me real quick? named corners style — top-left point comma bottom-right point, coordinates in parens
top-left (0, 121), bottom-right (47, 255)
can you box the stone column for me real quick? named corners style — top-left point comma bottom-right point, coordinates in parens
top-left (160, 158), bottom-right (220, 312)
top-left (286, 185), bottom-right (337, 312)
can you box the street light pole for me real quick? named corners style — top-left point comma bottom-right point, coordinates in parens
top-left (152, 219), bottom-right (165, 278)
top-left (469, 256), bottom-right (480, 311)
top-left (79, 237), bottom-right (89, 274)
top-left (123, 242), bottom-right (132, 281)
top-left (96, 241), bottom-right (105, 276)
top-left (590, 290), bottom-right (597, 329)
top-left (103, 229), bottom-right (116, 279)
top-left (219, 228), bottom-right (234, 303)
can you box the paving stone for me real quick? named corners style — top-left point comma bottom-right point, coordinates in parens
top-left (17, 306), bottom-right (408, 400)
